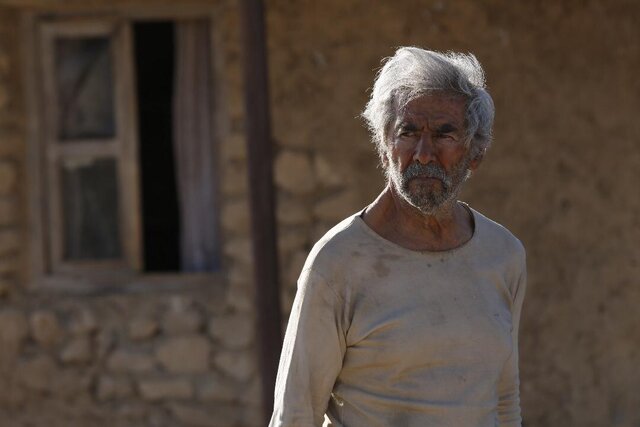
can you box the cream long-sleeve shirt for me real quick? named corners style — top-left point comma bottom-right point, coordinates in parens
top-left (270, 206), bottom-right (527, 427)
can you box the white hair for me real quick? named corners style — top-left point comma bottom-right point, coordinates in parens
top-left (362, 47), bottom-right (495, 161)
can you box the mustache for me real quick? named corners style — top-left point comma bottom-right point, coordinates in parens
top-left (402, 163), bottom-right (451, 187)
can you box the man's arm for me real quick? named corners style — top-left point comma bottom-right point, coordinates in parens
top-left (269, 268), bottom-right (347, 427)
top-left (497, 258), bottom-right (527, 427)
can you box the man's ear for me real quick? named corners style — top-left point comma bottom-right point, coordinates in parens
top-left (379, 146), bottom-right (390, 169)
top-left (468, 147), bottom-right (486, 173)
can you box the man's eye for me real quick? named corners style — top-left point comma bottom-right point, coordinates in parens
top-left (400, 131), bottom-right (417, 138)
top-left (435, 133), bottom-right (454, 141)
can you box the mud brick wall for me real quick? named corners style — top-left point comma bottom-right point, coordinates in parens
top-left (0, 1), bottom-right (639, 426)
top-left (267, 2), bottom-right (640, 426)
top-left (0, 2), bottom-right (263, 426)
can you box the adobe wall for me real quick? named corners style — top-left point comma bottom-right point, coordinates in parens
top-left (0, 2), bottom-right (263, 426)
top-left (268, 1), bottom-right (640, 426)
top-left (0, 0), bottom-right (638, 426)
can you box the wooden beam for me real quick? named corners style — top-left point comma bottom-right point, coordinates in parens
top-left (240, 0), bottom-right (282, 423)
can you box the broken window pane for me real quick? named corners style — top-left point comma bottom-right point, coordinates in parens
top-left (55, 37), bottom-right (116, 140)
top-left (61, 157), bottom-right (121, 260)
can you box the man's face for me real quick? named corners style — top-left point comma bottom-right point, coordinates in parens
top-left (384, 93), bottom-right (479, 214)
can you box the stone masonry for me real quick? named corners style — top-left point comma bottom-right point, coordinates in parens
top-left (1, 0), bottom-right (640, 426)
top-left (0, 2), bottom-right (263, 426)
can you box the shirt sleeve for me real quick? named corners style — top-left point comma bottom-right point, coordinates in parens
top-left (497, 255), bottom-right (527, 427)
top-left (269, 268), bottom-right (347, 427)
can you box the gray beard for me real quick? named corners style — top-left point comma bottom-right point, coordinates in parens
top-left (387, 157), bottom-right (472, 215)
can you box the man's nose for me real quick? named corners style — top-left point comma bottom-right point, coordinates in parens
top-left (413, 135), bottom-right (436, 164)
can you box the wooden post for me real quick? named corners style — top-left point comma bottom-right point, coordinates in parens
top-left (240, 0), bottom-right (282, 423)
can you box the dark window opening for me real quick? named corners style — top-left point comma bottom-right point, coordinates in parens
top-left (134, 21), bottom-right (181, 272)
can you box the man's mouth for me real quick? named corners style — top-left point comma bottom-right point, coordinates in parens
top-left (409, 175), bottom-right (443, 182)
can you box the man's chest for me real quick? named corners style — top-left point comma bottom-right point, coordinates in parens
top-left (339, 261), bottom-right (514, 388)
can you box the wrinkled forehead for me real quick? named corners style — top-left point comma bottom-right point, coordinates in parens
top-left (395, 92), bottom-right (467, 128)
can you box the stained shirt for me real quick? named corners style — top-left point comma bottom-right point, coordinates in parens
top-left (270, 206), bottom-right (527, 427)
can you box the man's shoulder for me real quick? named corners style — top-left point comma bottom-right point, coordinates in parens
top-left (471, 206), bottom-right (526, 263)
top-left (302, 212), bottom-right (370, 273)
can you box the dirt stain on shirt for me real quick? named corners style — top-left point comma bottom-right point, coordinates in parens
top-left (374, 260), bottom-right (390, 278)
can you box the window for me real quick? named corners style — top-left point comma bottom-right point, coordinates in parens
top-left (29, 15), bottom-right (222, 285)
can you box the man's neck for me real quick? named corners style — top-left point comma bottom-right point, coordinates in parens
top-left (362, 185), bottom-right (474, 252)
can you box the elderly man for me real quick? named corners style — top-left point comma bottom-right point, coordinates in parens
top-left (270, 47), bottom-right (527, 427)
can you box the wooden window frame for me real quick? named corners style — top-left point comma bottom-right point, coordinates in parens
top-left (22, 6), bottom-right (229, 293)
top-left (40, 19), bottom-right (142, 276)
